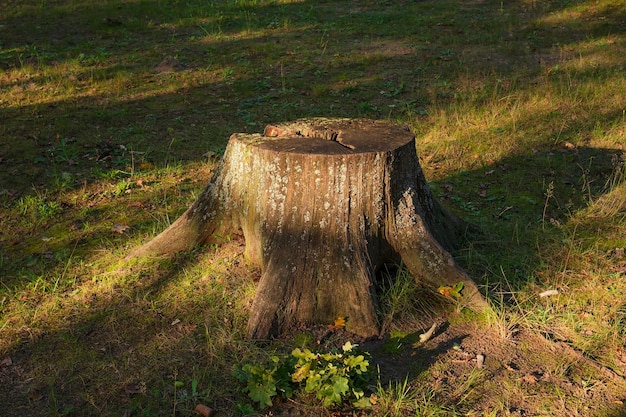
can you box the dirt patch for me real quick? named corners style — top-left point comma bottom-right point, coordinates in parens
top-left (372, 321), bottom-right (626, 416)
top-left (274, 315), bottom-right (626, 417)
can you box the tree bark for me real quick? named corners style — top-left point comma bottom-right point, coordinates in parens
top-left (129, 118), bottom-right (486, 339)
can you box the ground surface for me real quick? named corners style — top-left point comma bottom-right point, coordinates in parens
top-left (4, 292), bottom-right (626, 417)
top-left (1, 0), bottom-right (626, 415)
top-left (259, 304), bottom-right (626, 417)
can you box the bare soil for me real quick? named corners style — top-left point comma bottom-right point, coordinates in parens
top-left (269, 315), bottom-right (626, 417)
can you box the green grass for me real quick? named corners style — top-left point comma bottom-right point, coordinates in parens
top-left (1, 0), bottom-right (626, 415)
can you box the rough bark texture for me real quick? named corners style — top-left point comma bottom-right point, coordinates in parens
top-left (129, 118), bottom-right (486, 339)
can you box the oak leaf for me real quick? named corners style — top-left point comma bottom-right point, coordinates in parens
top-left (111, 224), bottom-right (130, 234)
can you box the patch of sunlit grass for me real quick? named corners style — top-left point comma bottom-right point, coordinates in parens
top-left (1, 0), bottom-right (626, 414)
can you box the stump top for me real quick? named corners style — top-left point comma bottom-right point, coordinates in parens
top-left (231, 118), bottom-right (415, 155)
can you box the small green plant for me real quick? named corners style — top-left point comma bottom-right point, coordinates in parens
top-left (375, 376), bottom-right (417, 417)
top-left (234, 342), bottom-right (373, 410)
top-left (17, 193), bottom-right (62, 221)
top-left (172, 377), bottom-right (202, 401)
top-left (291, 341), bottom-right (372, 408)
top-left (48, 137), bottom-right (78, 164)
top-left (234, 354), bottom-right (295, 409)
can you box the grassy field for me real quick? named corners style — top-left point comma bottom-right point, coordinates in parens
top-left (1, 0), bottom-right (626, 415)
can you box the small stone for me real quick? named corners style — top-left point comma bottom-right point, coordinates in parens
top-left (476, 353), bottom-right (485, 369)
top-left (195, 403), bottom-right (214, 417)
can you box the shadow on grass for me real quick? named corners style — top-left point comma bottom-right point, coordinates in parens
top-left (1, 0), bottom-right (626, 415)
top-left (0, 239), bottom-right (259, 416)
top-left (441, 145), bottom-right (625, 283)
top-left (1, 140), bottom-right (622, 415)
top-left (2, 0), bottom-right (624, 194)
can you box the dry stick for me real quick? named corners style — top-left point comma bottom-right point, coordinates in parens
top-left (418, 322), bottom-right (438, 344)
top-left (541, 180), bottom-right (554, 231)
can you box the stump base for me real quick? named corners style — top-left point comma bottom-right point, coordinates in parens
top-left (130, 118), bottom-right (487, 339)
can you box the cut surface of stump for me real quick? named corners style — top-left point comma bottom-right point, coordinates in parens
top-left (130, 118), bottom-right (486, 339)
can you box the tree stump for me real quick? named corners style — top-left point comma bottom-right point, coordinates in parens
top-left (130, 118), bottom-right (486, 339)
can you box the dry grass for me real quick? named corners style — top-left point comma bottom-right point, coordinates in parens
top-left (1, 0), bottom-right (626, 415)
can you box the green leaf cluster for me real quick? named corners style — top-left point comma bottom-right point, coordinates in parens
top-left (234, 342), bottom-right (374, 410)
top-left (292, 341), bottom-right (371, 407)
top-left (233, 355), bottom-right (295, 409)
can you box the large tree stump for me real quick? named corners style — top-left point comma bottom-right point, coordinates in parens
top-left (130, 118), bottom-right (486, 339)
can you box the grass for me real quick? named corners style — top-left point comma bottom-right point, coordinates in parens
top-left (1, 0), bottom-right (626, 415)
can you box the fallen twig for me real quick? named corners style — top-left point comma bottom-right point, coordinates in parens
top-left (419, 322), bottom-right (438, 344)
